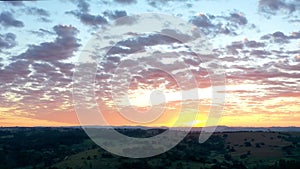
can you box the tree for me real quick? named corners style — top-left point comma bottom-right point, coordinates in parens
top-left (244, 142), bottom-right (252, 147)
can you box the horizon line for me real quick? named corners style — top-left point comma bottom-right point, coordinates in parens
top-left (1, 125), bottom-right (300, 128)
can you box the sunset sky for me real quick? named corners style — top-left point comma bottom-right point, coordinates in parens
top-left (0, 0), bottom-right (299, 127)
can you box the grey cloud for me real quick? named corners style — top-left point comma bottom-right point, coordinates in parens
top-left (228, 13), bottom-right (248, 25)
top-left (190, 14), bottom-right (214, 28)
top-left (0, 33), bottom-right (17, 51)
top-left (68, 0), bottom-right (129, 26)
top-left (0, 60), bottom-right (31, 83)
top-left (66, 0), bottom-right (110, 27)
top-left (24, 7), bottom-right (50, 17)
top-left (103, 10), bottom-right (127, 20)
top-left (38, 17), bottom-right (51, 23)
top-left (114, 0), bottom-right (137, 4)
top-left (225, 39), bottom-right (266, 55)
top-left (261, 31), bottom-right (289, 43)
top-left (0, 11), bottom-right (24, 28)
top-left (16, 25), bottom-right (80, 61)
top-left (244, 39), bottom-right (266, 48)
top-left (107, 34), bottom-right (181, 55)
top-left (228, 69), bottom-right (300, 81)
top-left (226, 41), bottom-right (244, 54)
top-left (52, 61), bottom-right (75, 77)
top-left (0, 27), bottom-right (79, 120)
top-left (261, 31), bottom-right (300, 44)
top-left (68, 11), bottom-right (108, 26)
top-left (289, 19), bottom-right (300, 23)
top-left (250, 50), bottom-right (271, 58)
top-left (274, 62), bottom-right (300, 71)
top-left (295, 55), bottom-right (300, 62)
top-left (4, 1), bottom-right (24, 6)
top-left (290, 31), bottom-right (300, 39)
top-left (77, 0), bottom-right (89, 13)
top-left (0, 57), bottom-right (75, 116)
top-left (29, 28), bottom-right (55, 37)
top-left (147, 0), bottom-right (186, 8)
top-left (258, 0), bottom-right (300, 15)
top-left (190, 12), bottom-right (250, 36)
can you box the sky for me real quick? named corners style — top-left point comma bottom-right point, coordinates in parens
top-left (0, 0), bottom-right (299, 127)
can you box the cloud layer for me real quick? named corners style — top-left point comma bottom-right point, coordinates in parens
top-left (0, 0), bottom-right (299, 126)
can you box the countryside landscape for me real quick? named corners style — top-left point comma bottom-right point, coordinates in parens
top-left (1, 0), bottom-right (300, 169)
top-left (1, 127), bottom-right (300, 169)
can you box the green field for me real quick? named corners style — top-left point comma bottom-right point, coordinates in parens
top-left (0, 127), bottom-right (300, 169)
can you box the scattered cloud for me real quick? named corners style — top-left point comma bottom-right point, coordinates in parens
top-left (295, 55), bottom-right (300, 62)
top-left (76, 0), bottom-right (90, 13)
top-left (66, 0), bottom-right (109, 26)
top-left (29, 28), bottom-right (55, 37)
top-left (0, 0), bottom-right (299, 126)
top-left (0, 33), bottom-right (17, 51)
top-left (244, 38), bottom-right (266, 48)
top-left (146, 0), bottom-right (185, 8)
top-left (258, 0), bottom-right (300, 15)
top-left (261, 31), bottom-right (300, 44)
top-left (15, 25), bottom-right (80, 61)
top-left (103, 10), bottom-right (127, 20)
top-left (114, 0), bottom-right (137, 5)
top-left (4, 1), bottom-right (24, 6)
top-left (227, 12), bottom-right (248, 25)
top-left (23, 7), bottom-right (50, 17)
top-left (189, 12), bottom-right (250, 36)
top-left (67, 11), bottom-right (108, 26)
top-left (0, 11), bottom-right (24, 28)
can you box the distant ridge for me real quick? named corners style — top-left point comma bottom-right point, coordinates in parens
top-left (189, 126), bottom-right (300, 132)
top-left (1, 125), bottom-right (300, 132)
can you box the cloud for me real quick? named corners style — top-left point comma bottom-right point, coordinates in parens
top-left (91, 28), bottom-right (216, 105)
top-left (21, 7), bottom-right (51, 22)
top-left (67, 11), bottom-right (108, 26)
top-left (226, 39), bottom-right (266, 54)
top-left (0, 33), bottom-right (17, 51)
top-left (250, 49), bottom-right (271, 58)
top-left (0, 60), bottom-right (31, 83)
top-left (66, 0), bottom-right (109, 26)
top-left (261, 31), bottom-right (300, 44)
top-left (189, 12), bottom-right (250, 36)
top-left (114, 0), bottom-right (137, 5)
top-left (146, 0), bottom-right (186, 8)
top-left (227, 12), bottom-right (248, 25)
top-left (0, 25), bottom-right (79, 116)
top-left (244, 38), bottom-right (266, 48)
top-left (0, 11), bottom-right (24, 28)
top-left (4, 1), bottom-right (24, 6)
top-left (67, 0), bottom-right (129, 26)
top-left (29, 28), bottom-right (55, 37)
top-left (107, 33), bottom-right (181, 55)
top-left (258, 0), bottom-right (300, 15)
top-left (190, 14), bottom-right (214, 28)
top-left (228, 65), bottom-right (300, 81)
top-left (290, 31), bottom-right (300, 39)
top-left (103, 10), bottom-right (127, 20)
top-left (226, 41), bottom-right (244, 50)
top-left (295, 55), bottom-right (300, 62)
top-left (15, 25), bottom-right (80, 61)
top-left (24, 7), bottom-right (50, 17)
top-left (76, 0), bottom-right (89, 13)
top-left (261, 31), bottom-right (289, 43)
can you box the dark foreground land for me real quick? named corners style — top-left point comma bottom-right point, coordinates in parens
top-left (0, 127), bottom-right (300, 169)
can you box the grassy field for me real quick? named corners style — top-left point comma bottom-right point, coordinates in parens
top-left (52, 131), bottom-right (300, 169)
top-left (1, 128), bottom-right (300, 169)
